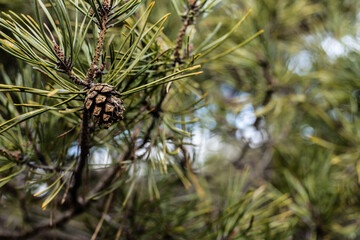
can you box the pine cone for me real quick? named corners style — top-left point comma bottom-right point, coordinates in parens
top-left (84, 83), bottom-right (125, 128)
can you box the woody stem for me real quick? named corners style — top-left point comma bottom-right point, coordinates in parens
top-left (85, 11), bottom-right (109, 85)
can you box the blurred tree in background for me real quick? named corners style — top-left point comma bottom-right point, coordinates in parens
top-left (0, 0), bottom-right (360, 239)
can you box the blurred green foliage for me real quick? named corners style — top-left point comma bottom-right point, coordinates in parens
top-left (196, 0), bottom-right (360, 239)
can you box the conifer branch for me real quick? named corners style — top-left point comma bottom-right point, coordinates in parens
top-left (70, 109), bottom-right (90, 205)
top-left (0, 133), bottom-right (136, 240)
top-left (46, 23), bottom-right (88, 86)
top-left (85, 0), bottom-right (111, 85)
top-left (173, 0), bottom-right (200, 64)
top-left (70, 0), bottom-right (113, 206)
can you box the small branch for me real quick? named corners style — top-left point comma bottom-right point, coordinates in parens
top-left (45, 23), bottom-right (88, 86)
top-left (173, 17), bottom-right (190, 65)
top-left (53, 46), bottom-right (87, 86)
top-left (173, 0), bottom-right (200, 65)
top-left (48, 1), bottom-right (113, 87)
top-left (139, 121), bottom-right (161, 160)
top-left (137, 86), bottom-right (168, 150)
top-left (56, 124), bottom-right (79, 138)
top-left (85, 5), bottom-right (111, 85)
top-left (70, 109), bottom-right (90, 205)
top-left (27, 162), bottom-right (71, 172)
top-left (115, 204), bottom-right (130, 240)
top-left (64, 61), bottom-right (88, 86)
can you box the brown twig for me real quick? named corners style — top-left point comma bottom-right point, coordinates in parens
top-left (28, 132), bottom-right (48, 165)
top-left (48, 1), bottom-right (112, 87)
top-left (70, 109), bottom-right (90, 205)
top-left (173, 0), bottom-right (200, 65)
top-left (136, 1), bottom-right (201, 155)
top-left (27, 162), bottom-right (71, 172)
top-left (115, 204), bottom-right (130, 240)
top-left (85, 6), bottom-right (110, 85)
top-left (45, 23), bottom-right (88, 86)
top-left (56, 124), bottom-right (79, 138)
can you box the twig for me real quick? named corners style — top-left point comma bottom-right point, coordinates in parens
top-left (137, 1), bottom-right (202, 151)
top-left (56, 124), bottom-right (79, 138)
top-left (85, 4), bottom-right (111, 85)
top-left (70, 109), bottom-right (90, 205)
top-left (140, 121), bottom-right (162, 160)
top-left (27, 162), bottom-right (71, 172)
top-left (45, 23), bottom-right (88, 86)
top-left (173, 0), bottom-right (200, 65)
top-left (29, 132), bottom-right (48, 165)
top-left (115, 205), bottom-right (128, 240)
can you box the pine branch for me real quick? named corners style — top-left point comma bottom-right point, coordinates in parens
top-left (0, 130), bottom-right (137, 240)
top-left (69, 1), bottom-right (113, 206)
top-left (27, 163), bottom-right (71, 172)
top-left (85, 1), bottom-right (111, 85)
top-left (173, 0), bottom-right (200, 65)
top-left (45, 23), bottom-right (88, 86)
top-left (70, 109), bottom-right (90, 205)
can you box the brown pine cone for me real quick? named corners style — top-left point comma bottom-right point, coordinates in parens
top-left (84, 83), bottom-right (125, 128)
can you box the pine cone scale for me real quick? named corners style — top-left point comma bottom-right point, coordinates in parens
top-left (105, 103), bottom-right (114, 113)
top-left (95, 94), bottom-right (107, 104)
top-left (85, 99), bottom-right (93, 110)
